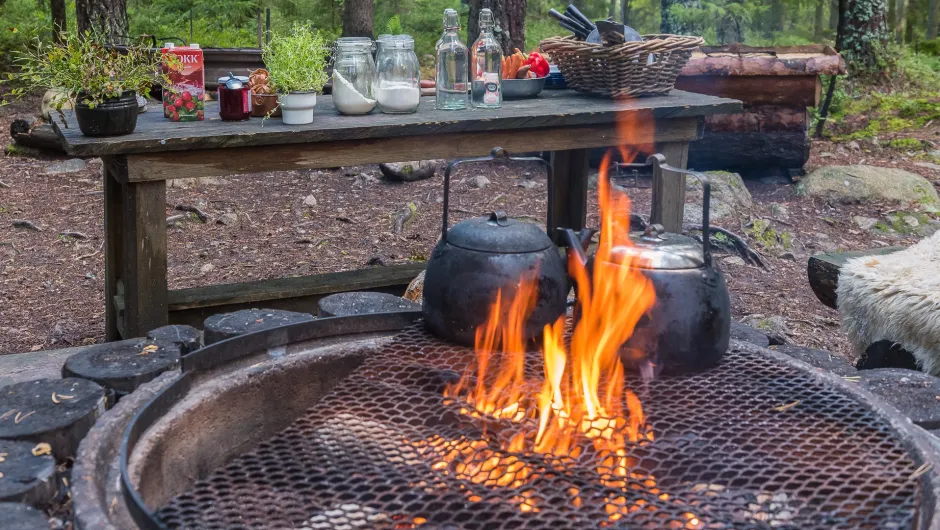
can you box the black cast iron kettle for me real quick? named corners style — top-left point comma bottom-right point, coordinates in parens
top-left (561, 154), bottom-right (730, 374)
top-left (423, 148), bottom-right (568, 346)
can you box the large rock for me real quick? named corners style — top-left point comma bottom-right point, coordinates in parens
top-left (797, 165), bottom-right (940, 208)
top-left (379, 160), bottom-right (439, 182)
top-left (684, 171), bottom-right (754, 225)
top-left (40, 89), bottom-right (72, 121)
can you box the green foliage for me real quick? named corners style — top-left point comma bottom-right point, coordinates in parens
top-left (262, 24), bottom-right (329, 93)
top-left (887, 138), bottom-right (926, 149)
top-left (4, 31), bottom-right (162, 108)
top-left (386, 15), bottom-right (403, 36)
top-left (0, 0), bottom-right (64, 68)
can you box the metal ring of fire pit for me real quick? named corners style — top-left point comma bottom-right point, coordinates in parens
top-left (118, 314), bottom-right (940, 530)
top-left (119, 311), bottom-right (422, 530)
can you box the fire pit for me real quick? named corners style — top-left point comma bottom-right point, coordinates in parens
top-left (97, 312), bottom-right (940, 530)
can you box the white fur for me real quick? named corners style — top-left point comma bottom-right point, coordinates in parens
top-left (837, 231), bottom-right (940, 374)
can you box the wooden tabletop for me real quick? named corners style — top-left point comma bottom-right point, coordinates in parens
top-left (53, 90), bottom-right (740, 158)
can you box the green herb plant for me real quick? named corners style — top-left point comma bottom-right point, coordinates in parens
top-left (386, 15), bottom-right (403, 36)
top-left (4, 31), bottom-right (163, 114)
top-left (262, 24), bottom-right (329, 94)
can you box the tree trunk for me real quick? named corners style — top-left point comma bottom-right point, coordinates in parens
top-left (341, 0), bottom-right (373, 38)
top-left (830, 0), bottom-right (840, 31)
top-left (928, 0), bottom-right (938, 39)
top-left (621, 0), bottom-right (630, 23)
top-left (75, 0), bottom-right (128, 40)
top-left (716, 0), bottom-right (745, 44)
top-left (609, 0), bottom-right (617, 20)
top-left (661, 0), bottom-right (699, 34)
top-left (51, 0), bottom-right (67, 43)
top-left (905, 0), bottom-right (917, 42)
top-left (844, 0), bottom-right (889, 70)
top-left (898, 0), bottom-right (907, 42)
top-left (815, 0), bottom-right (826, 40)
top-left (770, 0), bottom-right (785, 32)
top-left (468, 0), bottom-right (527, 55)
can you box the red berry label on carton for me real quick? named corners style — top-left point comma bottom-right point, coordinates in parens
top-left (162, 46), bottom-right (205, 122)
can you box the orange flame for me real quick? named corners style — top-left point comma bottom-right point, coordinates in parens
top-left (436, 107), bottom-right (663, 521)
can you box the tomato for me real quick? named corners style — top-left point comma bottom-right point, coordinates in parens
top-left (196, 110), bottom-right (204, 120)
top-left (182, 91), bottom-right (193, 102)
top-left (174, 98), bottom-right (183, 108)
top-left (185, 101), bottom-right (195, 111)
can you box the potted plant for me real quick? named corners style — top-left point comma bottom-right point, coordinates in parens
top-left (6, 32), bottom-right (162, 137)
top-left (262, 24), bottom-right (329, 125)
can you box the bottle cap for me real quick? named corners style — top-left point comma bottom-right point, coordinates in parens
top-left (164, 43), bottom-right (175, 49)
top-left (444, 9), bottom-right (460, 28)
top-left (190, 43), bottom-right (200, 49)
top-left (479, 8), bottom-right (494, 25)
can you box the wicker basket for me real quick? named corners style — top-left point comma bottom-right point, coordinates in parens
top-left (539, 34), bottom-right (704, 98)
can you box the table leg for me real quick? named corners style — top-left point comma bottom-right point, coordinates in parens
top-left (549, 149), bottom-right (589, 243)
top-left (119, 171), bottom-right (168, 338)
top-left (102, 157), bottom-right (124, 341)
top-left (651, 142), bottom-right (690, 233)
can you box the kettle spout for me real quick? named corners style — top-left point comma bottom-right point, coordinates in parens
top-left (559, 228), bottom-right (589, 266)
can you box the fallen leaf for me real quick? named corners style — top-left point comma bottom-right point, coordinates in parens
top-left (14, 410), bottom-right (35, 424)
top-left (0, 410), bottom-right (15, 421)
top-left (774, 401), bottom-right (800, 412)
top-left (31, 442), bottom-right (51, 456)
top-left (0, 452), bottom-right (7, 463)
top-left (140, 344), bottom-right (159, 356)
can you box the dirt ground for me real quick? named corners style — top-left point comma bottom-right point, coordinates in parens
top-left (1, 96), bottom-right (938, 360)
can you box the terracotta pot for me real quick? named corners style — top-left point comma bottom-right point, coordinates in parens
top-left (251, 93), bottom-right (281, 118)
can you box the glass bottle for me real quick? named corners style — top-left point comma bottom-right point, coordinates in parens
top-left (374, 35), bottom-right (421, 114)
top-left (470, 8), bottom-right (502, 109)
top-left (436, 9), bottom-right (468, 110)
top-left (435, 9), bottom-right (456, 52)
top-left (332, 37), bottom-right (376, 115)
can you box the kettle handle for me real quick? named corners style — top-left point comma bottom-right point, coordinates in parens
top-left (645, 154), bottom-right (713, 268)
top-left (441, 147), bottom-right (554, 242)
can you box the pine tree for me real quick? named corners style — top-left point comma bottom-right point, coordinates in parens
top-left (76, 0), bottom-right (128, 39)
top-left (342, 0), bottom-right (374, 38)
top-left (468, 0), bottom-right (527, 55)
top-left (661, 0), bottom-right (700, 33)
top-left (843, 0), bottom-right (890, 70)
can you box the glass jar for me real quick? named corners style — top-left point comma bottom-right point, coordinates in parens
top-left (374, 35), bottom-right (421, 114)
top-left (332, 37), bottom-right (376, 115)
top-left (217, 74), bottom-right (251, 121)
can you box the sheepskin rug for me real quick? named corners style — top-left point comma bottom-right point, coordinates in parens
top-left (837, 230), bottom-right (940, 374)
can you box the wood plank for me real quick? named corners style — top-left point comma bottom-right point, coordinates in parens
top-left (121, 180), bottom-right (168, 337)
top-left (549, 149), bottom-right (590, 240)
top-left (102, 157), bottom-right (125, 341)
top-left (807, 247), bottom-right (905, 309)
top-left (687, 131), bottom-right (810, 172)
top-left (52, 90), bottom-right (742, 157)
top-left (704, 106), bottom-right (809, 133)
top-left (168, 263), bottom-right (426, 311)
top-left (674, 76), bottom-right (821, 107)
top-left (125, 119), bottom-right (703, 182)
top-left (652, 142), bottom-right (690, 233)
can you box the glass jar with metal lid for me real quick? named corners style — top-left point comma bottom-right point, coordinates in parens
top-left (374, 35), bottom-right (420, 114)
top-left (217, 73), bottom-right (251, 121)
top-left (332, 37), bottom-right (376, 115)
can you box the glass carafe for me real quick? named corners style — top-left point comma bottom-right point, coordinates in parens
top-left (333, 37), bottom-right (376, 115)
top-left (470, 8), bottom-right (502, 109)
top-left (436, 9), bottom-right (468, 110)
top-left (374, 35), bottom-right (421, 114)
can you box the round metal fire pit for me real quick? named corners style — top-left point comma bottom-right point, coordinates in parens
top-left (72, 312), bottom-right (940, 530)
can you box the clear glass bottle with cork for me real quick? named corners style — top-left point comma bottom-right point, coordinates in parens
top-left (435, 9), bottom-right (468, 110)
top-left (470, 8), bottom-right (502, 109)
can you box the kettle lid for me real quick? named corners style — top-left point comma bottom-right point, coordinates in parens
top-left (446, 211), bottom-right (553, 253)
top-left (605, 225), bottom-right (705, 270)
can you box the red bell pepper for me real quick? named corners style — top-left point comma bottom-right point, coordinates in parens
top-left (524, 52), bottom-right (550, 78)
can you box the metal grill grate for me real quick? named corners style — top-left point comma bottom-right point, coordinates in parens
top-left (157, 325), bottom-right (924, 529)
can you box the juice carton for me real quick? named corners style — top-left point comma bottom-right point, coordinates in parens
top-left (162, 43), bottom-right (205, 121)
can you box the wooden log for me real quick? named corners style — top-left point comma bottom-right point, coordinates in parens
top-left (674, 75), bottom-right (822, 107)
top-left (317, 292), bottom-right (421, 318)
top-left (62, 339), bottom-right (181, 395)
top-left (652, 142), bottom-right (690, 233)
top-left (9, 118), bottom-right (65, 153)
top-left (0, 503), bottom-right (53, 529)
top-left (807, 247), bottom-right (905, 309)
top-left (203, 308), bottom-right (316, 345)
top-left (146, 324), bottom-right (202, 354)
top-left (0, 378), bottom-right (106, 461)
top-left (687, 131), bottom-right (810, 172)
top-left (704, 106), bottom-right (809, 133)
top-left (0, 440), bottom-right (57, 506)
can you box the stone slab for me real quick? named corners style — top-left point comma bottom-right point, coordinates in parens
top-left (0, 340), bottom-right (139, 388)
top-left (730, 322), bottom-right (770, 348)
top-left (203, 308), bottom-right (315, 345)
top-left (770, 344), bottom-right (857, 376)
top-left (317, 292), bottom-right (421, 318)
top-left (858, 369), bottom-right (940, 430)
top-left (0, 503), bottom-right (51, 529)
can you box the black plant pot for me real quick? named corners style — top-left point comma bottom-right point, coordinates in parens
top-left (74, 91), bottom-right (139, 137)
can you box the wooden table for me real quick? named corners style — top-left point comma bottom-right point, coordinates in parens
top-left (53, 90), bottom-right (739, 340)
